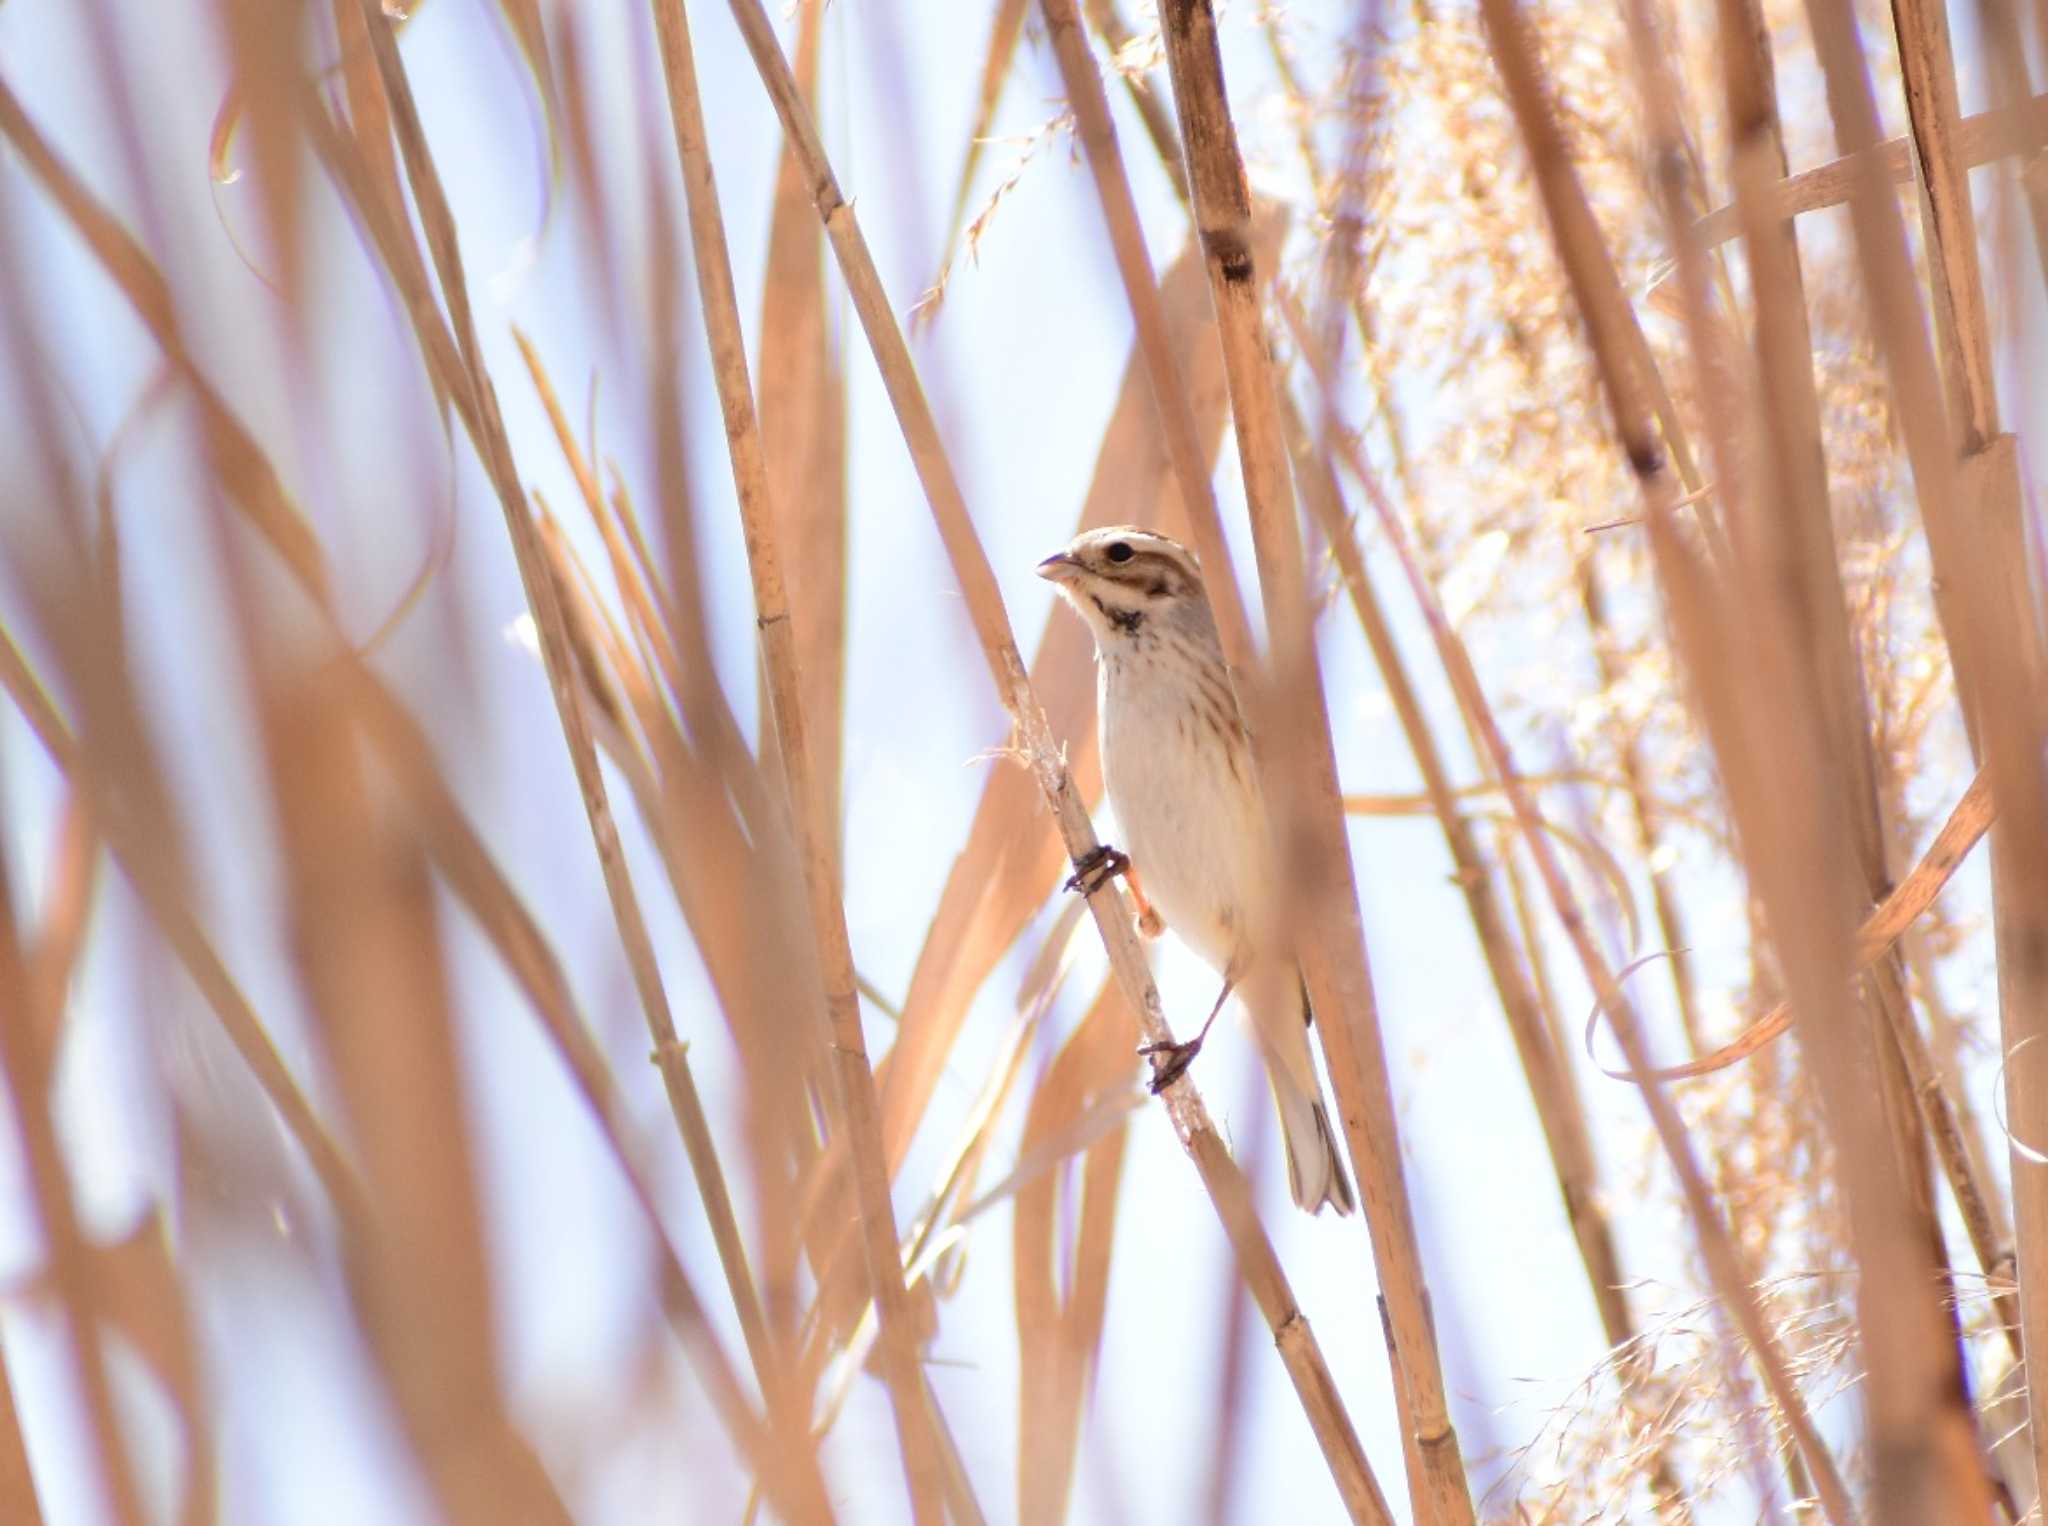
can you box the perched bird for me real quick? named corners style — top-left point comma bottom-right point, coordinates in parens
top-left (1038, 527), bottom-right (1356, 1215)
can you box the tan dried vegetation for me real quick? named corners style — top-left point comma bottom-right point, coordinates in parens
top-left (0, 0), bottom-right (2044, 1520)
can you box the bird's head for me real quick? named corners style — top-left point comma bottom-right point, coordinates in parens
top-left (1035, 527), bottom-right (1205, 647)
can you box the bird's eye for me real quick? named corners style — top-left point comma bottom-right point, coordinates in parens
top-left (1106, 541), bottom-right (1134, 564)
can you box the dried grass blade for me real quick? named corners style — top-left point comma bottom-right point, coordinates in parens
top-left (344, 660), bottom-right (786, 1477)
top-left (511, 331), bottom-right (689, 710)
top-left (1704, 0), bottom-right (1969, 1422)
top-left (646, 2), bottom-right (953, 1518)
top-left (716, 3), bottom-right (1390, 1514)
top-left (83, 1215), bottom-right (212, 1525)
top-left (0, 1355), bottom-right (39, 1526)
top-left (1617, 768), bottom-right (1994, 1082)
top-left (337, 9), bottom-right (834, 1514)
top-left (1692, 90), bottom-right (2048, 250)
top-left (1478, 0), bottom-right (1963, 1511)
top-left (944, 0), bottom-right (1032, 283)
top-left (224, 563), bottom-right (567, 1523)
top-left (1154, 4), bottom-right (1474, 1517)
top-left (0, 76), bottom-right (326, 598)
top-left (1014, 980), bottom-right (1135, 1526)
top-left (1285, 385), bottom-right (1696, 1510)
top-left (24, 789), bottom-right (98, 1063)
top-left (1574, 557), bottom-right (1706, 1053)
top-left (0, 851), bottom-right (143, 1526)
top-left (0, 620), bottom-right (367, 1222)
top-left (758, 0), bottom-right (848, 864)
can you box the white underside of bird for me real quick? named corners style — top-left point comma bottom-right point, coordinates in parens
top-left (1098, 645), bottom-right (1355, 1217)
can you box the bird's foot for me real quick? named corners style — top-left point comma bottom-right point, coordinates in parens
top-left (1138, 1034), bottom-right (1205, 1093)
top-left (1122, 859), bottom-right (1165, 937)
top-left (1065, 845), bottom-right (1169, 939)
top-left (1065, 844), bottom-right (1130, 897)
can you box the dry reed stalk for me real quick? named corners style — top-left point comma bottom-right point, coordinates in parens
top-left (528, 518), bottom-right (814, 1486)
top-left (341, 652), bottom-right (790, 1481)
top-left (1891, 0), bottom-right (2044, 1274)
top-left (1121, 68), bottom-right (1683, 1495)
top-left (1693, 0), bottom-right (1982, 1442)
top-left (644, 3), bottom-right (950, 1518)
top-left (0, 625), bottom-right (367, 1224)
top-left (757, 0), bottom-right (846, 876)
top-left (1692, 89), bottom-right (2048, 248)
top-left (1793, 0), bottom-right (2048, 1494)
top-left (1284, 271), bottom-right (1718, 1512)
top-left (537, 467), bottom-right (816, 1274)
top-left (1630, 116), bottom-right (2015, 1319)
top-left (1422, 1), bottom-right (1864, 1513)
top-left (1280, 383), bottom-right (1703, 1515)
top-left (1040, 0), bottom-right (1245, 635)
top-left (1082, 0), bottom-right (1192, 202)
top-left (717, 3), bottom-right (1391, 1517)
top-left (0, 103), bottom-right (806, 1491)
top-left (1574, 557), bottom-right (1708, 1054)
top-left (513, 344), bottom-right (830, 1463)
top-left (947, 0), bottom-right (1033, 253)
top-left (636, 164), bottom-right (855, 1372)
top-left (1619, 770), bottom-right (1992, 1078)
top-left (226, 581), bottom-right (571, 1525)
top-left (1282, 398), bottom-right (1615, 1323)
top-left (1647, 417), bottom-right (1995, 1520)
top-left (1489, 0), bottom-right (2019, 1509)
top-left (1892, 0), bottom-right (1998, 455)
top-left (1968, 435), bottom-right (2048, 1503)
top-left (302, 12), bottom-right (836, 1512)
top-left (1014, 981), bottom-right (1136, 1525)
top-left (0, 1361), bottom-right (39, 1526)
top-left (0, 851), bottom-right (142, 1526)
top-left (1155, 7), bottom-right (1475, 1519)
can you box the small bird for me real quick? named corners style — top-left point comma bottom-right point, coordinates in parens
top-left (1038, 527), bottom-right (1356, 1215)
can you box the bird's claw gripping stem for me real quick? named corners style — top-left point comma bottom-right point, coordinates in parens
top-left (1137, 1035), bottom-right (1204, 1093)
top-left (1065, 844), bottom-right (1166, 937)
top-left (1064, 844), bottom-right (1129, 897)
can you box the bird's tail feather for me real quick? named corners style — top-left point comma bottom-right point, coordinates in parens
top-left (1270, 1071), bottom-right (1356, 1217)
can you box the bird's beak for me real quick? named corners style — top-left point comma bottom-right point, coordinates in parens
top-left (1036, 552), bottom-right (1081, 583)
